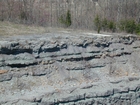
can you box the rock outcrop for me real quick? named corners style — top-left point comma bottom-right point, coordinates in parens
top-left (0, 33), bottom-right (140, 105)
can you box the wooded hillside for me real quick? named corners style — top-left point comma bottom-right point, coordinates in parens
top-left (0, 0), bottom-right (140, 34)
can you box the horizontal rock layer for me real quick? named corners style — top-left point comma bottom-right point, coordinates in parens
top-left (0, 33), bottom-right (140, 105)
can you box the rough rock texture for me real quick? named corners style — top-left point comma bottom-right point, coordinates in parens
top-left (0, 33), bottom-right (140, 105)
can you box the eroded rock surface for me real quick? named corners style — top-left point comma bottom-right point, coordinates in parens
top-left (0, 33), bottom-right (140, 105)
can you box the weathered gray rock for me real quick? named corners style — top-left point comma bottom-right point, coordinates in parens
top-left (0, 33), bottom-right (140, 105)
top-left (0, 73), bottom-right (12, 82)
top-left (1, 100), bottom-right (38, 105)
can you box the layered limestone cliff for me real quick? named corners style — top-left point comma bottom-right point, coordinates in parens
top-left (0, 33), bottom-right (140, 105)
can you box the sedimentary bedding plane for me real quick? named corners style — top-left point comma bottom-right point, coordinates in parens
top-left (0, 33), bottom-right (140, 105)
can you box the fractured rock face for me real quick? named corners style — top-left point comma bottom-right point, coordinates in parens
top-left (0, 33), bottom-right (140, 105)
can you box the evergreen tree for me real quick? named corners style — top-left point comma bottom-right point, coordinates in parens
top-left (94, 15), bottom-right (101, 33)
top-left (65, 10), bottom-right (71, 27)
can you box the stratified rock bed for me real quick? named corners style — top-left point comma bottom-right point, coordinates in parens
top-left (0, 33), bottom-right (140, 105)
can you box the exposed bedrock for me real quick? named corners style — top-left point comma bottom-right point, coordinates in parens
top-left (0, 34), bottom-right (140, 105)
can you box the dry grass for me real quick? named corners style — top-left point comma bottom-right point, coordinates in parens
top-left (0, 21), bottom-right (121, 36)
top-left (0, 21), bottom-right (47, 36)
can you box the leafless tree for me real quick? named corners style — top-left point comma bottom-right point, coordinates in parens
top-left (0, 0), bottom-right (5, 21)
top-left (1, 0), bottom-right (140, 30)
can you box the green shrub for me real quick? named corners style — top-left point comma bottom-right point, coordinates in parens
top-left (119, 19), bottom-right (136, 34)
top-left (59, 15), bottom-right (65, 24)
top-left (125, 20), bottom-right (136, 34)
top-left (20, 11), bottom-right (28, 20)
top-left (119, 20), bottom-right (126, 31)
top-left (94, 17), bottom-right (139, 35)
top-left (108, 21), bottom-right (116, 32)
top-left (94, 15), bottom-right (101, 33)
top-left (59, 10), bottom-right (72, 27)
top-left (101, 18), bottom-right (108, 31)
top-left (65, 10), bottom-right (71, 27)
top-left (135, 23), bottom-right (140, 35)
top-left (94, 17), bottom-right (116, 33)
